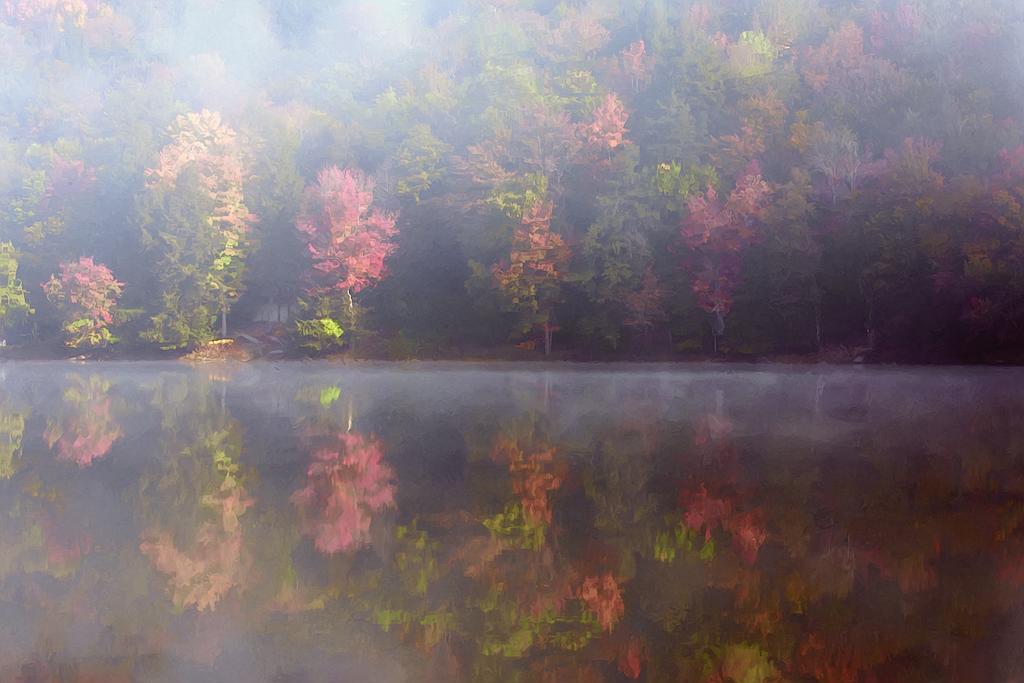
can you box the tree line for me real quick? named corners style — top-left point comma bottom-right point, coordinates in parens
top-left (2, 0), bottom-right (1024, 361)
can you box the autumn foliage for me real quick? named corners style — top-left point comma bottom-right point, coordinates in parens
top-left (292, 432), bottom-right (396, 555)
top-left (578, 572), bottom-right (625, 632)
top-left (4, 0), bottom-right (1024, 362)
top-left (42, 257), bottom-right (123, 348)
top-left (43, 376), bottom-right (122, 467)
top-left (140, 475), bottom-right (253, 612)
top-left (494, 200), bottom-right (570, 353)
top-left (296, 166), bottom-right (398, 297)
top-left (141, 109), bottom-right (254, 347)
top-left (579, 92), bottom-right (629, 153)
top-left (146, 110), bottom-right (252, 244)
top-left (681, 161), bottom-right (772, 342)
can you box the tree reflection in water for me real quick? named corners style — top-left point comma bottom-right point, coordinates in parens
top-left (44, 374), bottom-right (122, 467)
top-left (0, 365), bottom-right (1020, 681)
top-left (136, 373), bottom-right (255, 615)
top-left (0, 393), bottom-right (27, 479)
top-left (292, 432), bottom-right (396, 554)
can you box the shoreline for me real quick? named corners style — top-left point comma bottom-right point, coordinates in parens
top-left (2, 353), bottom-right (1022, 368)
top-left (3, 336), bottom-right (1022, 367)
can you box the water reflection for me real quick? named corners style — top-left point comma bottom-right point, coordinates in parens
top-left (45, 375), bottom-right (122, 467)
top-left (292, 431), bottom-right (396, 555)
top-left (0, 392), bottom-right (27, 478)
top-left (0, 363), bottom-right (1023, 680)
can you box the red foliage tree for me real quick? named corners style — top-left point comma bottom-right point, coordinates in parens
top-left (618, 636), bottom-right (646, 679)
top-left (681, 161), bottom-right (771, 350)
top-left (42, 257), bottom-right (123, 348)
top-left (491, 435), bottom-right (565, 526)
top-left (799, 20), bottom-right (904, 116)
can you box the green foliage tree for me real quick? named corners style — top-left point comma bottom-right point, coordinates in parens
top-left (0, 242), bottom-right (32, 336)
top-left (139, 111), bottom-right (253, 349)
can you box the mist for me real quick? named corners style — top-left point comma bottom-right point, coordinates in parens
top-left (3, 362), bottom-right (1024, 679)
top-left (2, 0), bottom-right (1024, 362)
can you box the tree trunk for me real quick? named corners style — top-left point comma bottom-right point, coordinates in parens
top-left (543, 321), bottom-right (553, 356)
top-left (345, 288), bottom-right (355, 353)
top-left (711, 308), bottom-right (725, 354)
top-left (814, 300), bottom-right (822, 351)
top-left (220, 297), bottom-right (228, 338)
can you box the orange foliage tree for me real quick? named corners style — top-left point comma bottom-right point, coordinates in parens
top-left (493, 200), bottom-right (570, 355)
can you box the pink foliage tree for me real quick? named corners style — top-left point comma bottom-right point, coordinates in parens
top-left (620, 40), bottom-right (652, 93)
top-left (291, 432), bottom-right (397, 555)
top-left (297, 166), bottom-right (398, 297)
top-left (681, 161), bottom-right (771, 351)
top-left (579, 92), bottom-right (629, 154)
top-left (549, 9), bottom-right (610, 60)
top-left (42, 256), bottom-right (123, 348)
top-left (294, 166), bottom-right (398, 347)
top-left (43, 155), bottom-right (96, 207)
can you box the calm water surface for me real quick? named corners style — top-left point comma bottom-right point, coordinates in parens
top-left (2, 361), bottom-right (1024, 682)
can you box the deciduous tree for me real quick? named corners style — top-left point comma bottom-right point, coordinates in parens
top-left (42, 256), bottom-right (123, 348)
top-left (579, 92), bottom-right (629, 155)
top-left (493, 200), bottom-right (569, 355)
top-left (0, 242), bottom-right (32, 336)
top-left (140, 110), bottom-right (254, 348)
top-left (295, 165), bottom-right (398, 350)
top-left (681, 162), bottom-right (771, 351)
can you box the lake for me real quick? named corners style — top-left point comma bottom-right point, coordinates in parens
top-left (1, 362), bottom-right (1023, 681)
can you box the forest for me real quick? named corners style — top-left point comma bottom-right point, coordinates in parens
top-left (2, 0), bottom-right (1024, 361)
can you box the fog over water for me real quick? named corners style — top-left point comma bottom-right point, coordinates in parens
top-left (5, 0), bottom-right (1024, 680)
top-left (1, 363), bottom-right (1023, 680)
